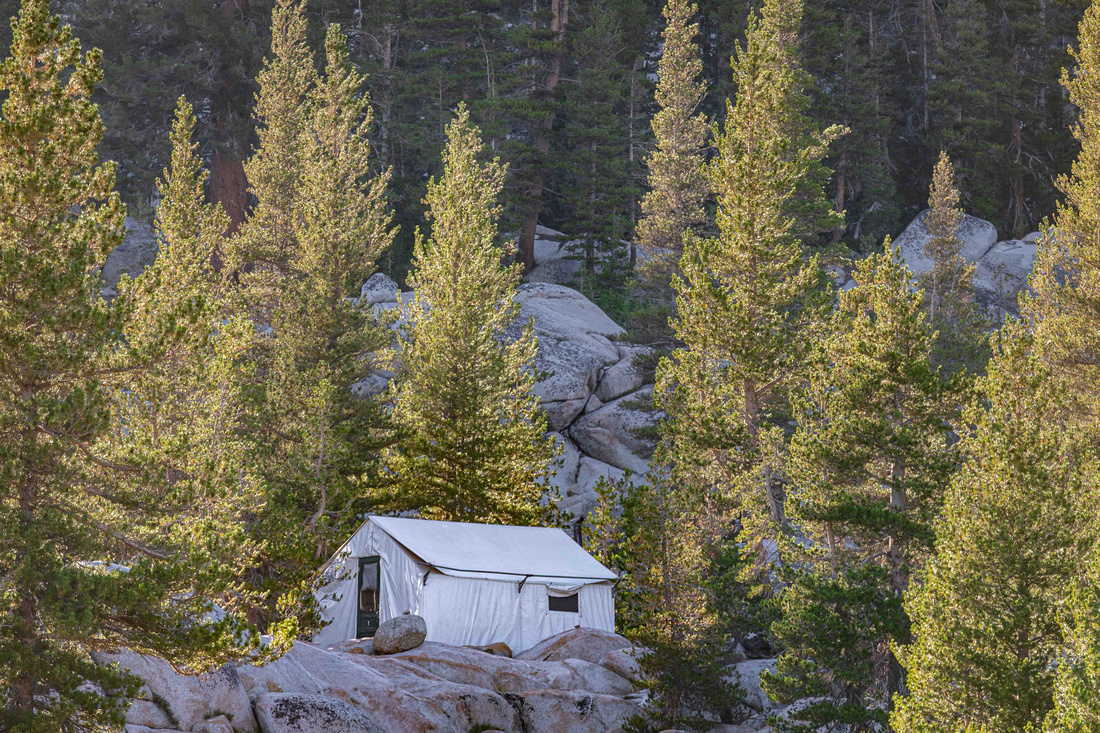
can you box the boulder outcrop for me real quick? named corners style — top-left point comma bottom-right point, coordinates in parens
top-left (253, 694), bottom-right (386, 733)
top-left (372, 614), bottom-right (427, 654)
top-left (101, 627), bottom-right (649, 733)
top-left (893, 209), bottom-right (999, 275)
top-left (94, 649), bottom-right (258, 733)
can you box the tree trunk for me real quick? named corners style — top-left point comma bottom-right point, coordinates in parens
top-left (9, 411), bottom-right (39, 718)
top-left (743, 378), bottom-right (785, 528)
top-left (518, 0), bottom-right (569, 274)
top-left (833, 154), bottom-right (847, 243)
top-left (210, 0), bottom-right (251, 238)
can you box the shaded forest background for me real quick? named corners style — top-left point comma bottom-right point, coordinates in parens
top-left (4, 0), bottom-right (1087, 286)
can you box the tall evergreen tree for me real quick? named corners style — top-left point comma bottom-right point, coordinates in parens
top-left (1047, 546), bottom-right (1100, 732)
top-left (1027, 6), bottom-right (1100, 723)
top-left (763, 240), bottom-right (957, 731)
top-left (588, 476), bottom-right (741, 730)
top-left (921, 151), bottom-right (973, 326)
top-left (920, 150), bottom-right (987, 373)
top-left (57, 0), bottom-right (276, 224)
top-left (0, 4), bottom-right (266, 727)
top-left (892, 324), bottom-right (1094, 733)
top-left (380, 106), bottom-right (555, 525)
top-left (231, 6), bottom-right (396, 623)
top-left (1025, 0), bottom-right (1100, 426)
top-left (635, 0), bottom-right (709, 292)
top-left (657, 0), bottom-right (841, 564)
top-left (558, 1), bottom-right (634, 288)
top-left (237, 0), bottom-right (315, 284)
top-left (801, 3), bottom-right (899, 248)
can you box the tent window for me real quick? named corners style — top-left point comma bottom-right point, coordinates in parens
top-left (548, 593), bottom-right (579, 613)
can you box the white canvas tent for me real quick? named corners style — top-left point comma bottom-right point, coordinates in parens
top-left (313, 516), bottom-right (617, 653)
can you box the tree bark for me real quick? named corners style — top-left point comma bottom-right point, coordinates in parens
top-left (9, 405), bottom-right (40, 719)
top-left (210, 0), bottom-right (252, 237)
top-left (518, 0), bottom-right (569, 274)
top-left (743, 378), bottom-right (786, 527)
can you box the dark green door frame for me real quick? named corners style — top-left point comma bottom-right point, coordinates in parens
top-left (356, 555), bottom-right (381, 638)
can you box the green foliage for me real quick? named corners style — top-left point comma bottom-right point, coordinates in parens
top-left (1025, 0), bottom-right (1100, 427)
top-left (766, 240), bottom-right (959, 730)
top-left (920, 151), bottom-right (990, 374)
top-left (635, 0), bottom-right (709, 295)
top-left (801, 2), bottom-right (899, 247)
top-left (51, 0), bottom-right (274, 211)
top-left (1047, 547), bottom-right (1100, 732)
top-left (0, 4), bottom-right (275, 727)
top-left (378, 105), bottom-right (556, 525)
top-left (588, 476), bottom-right (742, 731)
top-left (230, 2), bottom-right (397, 627)
top-left (892, 324), bottom-right (1095, 733)
top-left (657, 0), bottom-right (841, 565)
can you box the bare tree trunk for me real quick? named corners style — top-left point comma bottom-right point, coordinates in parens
top-left (743, 379), bottom-right (785, 528)
top-left (833, 154), bottom-right (847, 243)
top-left (210, 0), bottom-right (252, 239)
top-left (518, 0), bottom-right (569, 274)
top-left (9, 411), bottom-right (39, 719)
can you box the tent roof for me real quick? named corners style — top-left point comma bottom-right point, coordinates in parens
top-left (368, 516), bottom-right (617, 584)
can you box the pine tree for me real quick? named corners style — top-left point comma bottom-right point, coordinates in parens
top-left (0, 5), bottom-right (266, 727)
top-left (1025, 0), bottom-right (1100, 425)
top-left (657, 0), bottom-right (842, 563)
top-left (232, 7), bottom-right (396, 623)
top-left (235, 0), bottom-right (315, 283)
top-left (558, 2), bottom-right (634, 291)
top-left (920, 150), bottom-right (988, 373)
top-left (801, 4), bottom-right (900, 248)
top-left (892, 324), bottom-right (1094, 733)
top-left (922, 151), bottom-right (972, 325)
top-left (55, 0), bottom-right (275, 226)
top-left (635, 0), bottom-right (709, 293)
top-left (763, 240), bottom-right (958, 731)
top-left (380, 105), bottom-right (555, 525)
top-left (1047, 547), bottom-right (1100, 732)
top-left (588, 476), bottom-right (742, 730)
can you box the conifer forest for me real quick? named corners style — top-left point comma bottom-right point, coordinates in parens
top-left (4, 0), bottom-right (1100, 730)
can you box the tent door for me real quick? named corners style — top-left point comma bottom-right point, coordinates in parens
top-left (356, 555), bottom-right (381, 638)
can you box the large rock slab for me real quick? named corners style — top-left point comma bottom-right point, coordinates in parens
top-left (516, 628), bottom-right (633, 664)
top-left (515, 283), bottom-right (624, 363)
top-left (102, 217), bottom-right (159, 298)
top-left (505, 689), bottom-right (642, 733)
top-left (569, 387), bottom-right (660, 475)
top-left (531, 333), bottom-right (612, 403)
top-left (392, 641), bottom-right (635, 695)
top-left (359, 272), bottom-right (399, 304)
top-left (253, 693), bottom-right (385, 733)
top-left (194, 716), bottom-right (235, 733)
top-left (599, 647), bottom-right (643, 685)
top-left (372, 613), bottom-right (426, 654)
top-left (573, 457), bottom-right (627, 496)
top-left (549, 433), bottom-right (584, 496)
top-left (894, 209), bottom-right (998, 277)
top-left (124, 699), bottom-right (174, 729)
top-left (728, 658), bottom-right (781, 714)
top-left (527, 257), bottom-right (582, 285)
top-left (94, 650), bottom-right (258, 733)
top-left (595, 346), bottom-right (653, 403)
top-left (237, 642), bottom-right (518, 732)
top-left (973, 239), bottom-right (1038, 300)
